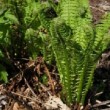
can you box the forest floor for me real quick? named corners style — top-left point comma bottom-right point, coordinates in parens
top-left (0, 0), bottom-right (110, 110)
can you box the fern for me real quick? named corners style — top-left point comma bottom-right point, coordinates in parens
top-left (59, 0), bottom-right (80, 30)
top-left (50, 18), bottom-right (73, 103)
top-left (44, 0), bottom-right (110, 105)
top-left (94, 13), bottom-right (110, 53)
top-left (0, 0), bottom-right (54, 86)
top-left (0, 0), bottom-right (110, 106)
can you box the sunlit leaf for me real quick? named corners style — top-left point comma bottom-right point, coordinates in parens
top-left (0, 64), bottom-right (8, 83)
top-left (4, 12), bottom-right (19, 24)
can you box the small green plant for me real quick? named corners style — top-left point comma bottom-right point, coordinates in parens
top-left (0, 0), bottom-right (52, 82)
top-left (0, 64), bottom-right (8, 83)
top-left (0, 0), bottom-right (110, 106)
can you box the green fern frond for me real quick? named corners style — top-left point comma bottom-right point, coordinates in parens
top-left (38, 1), bottom-right (57, 30)
top-left (50, 18), bottom-right (73, 103)
top-left (59, 0), bottom-right (81, 29)
top-left (81, 61), bottom-right (96, 104)
top-left (58, 0), bottom-right (93, 51)
top-left (77, 50), bottom-right (96, 104)
top-left (38, 8), bottom-right (50, 29)
top-left (24, 0), bottom-right (40, 28)
top-left (79, 0), bottom-right (92, 21)
top-left (94, 13), bottom-right (110, 52)
top-left (101, 31), bottom-right (110, 50)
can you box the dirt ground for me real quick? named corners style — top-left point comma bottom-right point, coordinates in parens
top-left (90, 0), bottom-right (110, 23)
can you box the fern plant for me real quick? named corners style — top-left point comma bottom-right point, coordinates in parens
top-left (38, 0), bottom-right (110, 105)
top-left (0, 0), bottom-right (52, 82)
top-left (0, 0), bottom-right (110, 106)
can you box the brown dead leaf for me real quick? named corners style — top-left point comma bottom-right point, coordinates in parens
top-left (13, 102), bottom-right (19, 110)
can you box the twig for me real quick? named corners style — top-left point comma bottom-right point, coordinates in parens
top-left (100, 109), bottom-right (110, 110)
top-left (44, 64), bottom-right (55, 93)
top-left (39, 82), bottom-right (51, 96)
top-left (8, 100), bottom-right (15, 110)
top-left (92, 100), bottom-right (110, 108)
top-left (6, 92), bottom-right (32, 110)
top-left (90, 6), bottom-right (106, 13)
top-left (24, 77), bottom-right (36, 97)
top-left (24, 78), bottom-right (42, 103)
top-left (95, 91), bottom-right (103, 96)
top-left (11, 91), bottom-right (41, 104)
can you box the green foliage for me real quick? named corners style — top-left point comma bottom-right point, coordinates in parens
top-left (0, 0), bottom-right (52, 83)
top-left (94, 14), bottom-right (110, 52)
top-left (0, 0), bottom-right (110, 106)
top-left (38, 0), bottom-right (110, 105)
top-left (0, 64), bottom-right (8, 83)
